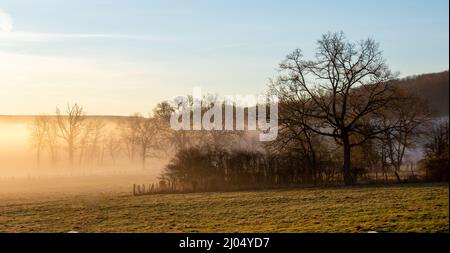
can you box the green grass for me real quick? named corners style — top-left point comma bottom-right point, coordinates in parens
top-left (0, 183), bottom-right (448, 232)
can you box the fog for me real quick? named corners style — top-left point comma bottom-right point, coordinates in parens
top-left (0, 116), bottom-right (165, 199)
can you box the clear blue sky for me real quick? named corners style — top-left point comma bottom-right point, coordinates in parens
top-left (0, 0), bottom-right (448, 115)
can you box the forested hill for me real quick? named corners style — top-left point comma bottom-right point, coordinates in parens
top-left (397, 71), bottom-right (449, 117)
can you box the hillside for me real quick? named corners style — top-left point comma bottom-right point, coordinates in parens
top-left (397, 71), bottom-right (449, 117)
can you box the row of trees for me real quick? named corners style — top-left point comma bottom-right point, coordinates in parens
top-left (29, 104), bottom-right (168, 169)
top-left (160, 118), bottom-right (448, 192)
top-left (159, 32), bottom-right (447, 190)
top-left (30, 104), bottom-right (88, 168)
top-left (160, 119), bottom-right (449, 192)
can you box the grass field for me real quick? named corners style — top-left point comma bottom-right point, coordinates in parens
top-left (0, 183), bottom-right (448, 233)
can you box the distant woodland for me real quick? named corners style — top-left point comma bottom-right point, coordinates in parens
top-left (395, 71), bottom-right (449, 117)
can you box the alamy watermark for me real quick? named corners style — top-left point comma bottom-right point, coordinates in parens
top-left (168, 87), bottom-right (279, 141)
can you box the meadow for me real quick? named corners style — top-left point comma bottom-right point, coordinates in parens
top-left (0, 183), bottom-right (448, 233)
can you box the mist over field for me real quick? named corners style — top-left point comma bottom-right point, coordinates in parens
top-left (0, 116), bottom-right (167, 199)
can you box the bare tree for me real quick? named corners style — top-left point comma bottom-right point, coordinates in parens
top-left (381, 90), bottom-right (430, 182)
top-left (271, 32), bottom-right (402, 184)
top-left (85, 119), bottom-right (106, 166)
top-left (153, 101), bottom-right (193, 151)
top-left (136, 115), bottom-right (164, 169)
top-left (422, 119), bottom-right (449, 181)
top-left (119, 113), bottom-right (142, 162)
top-left (106, 130), bottom-right (122, 165)
top-left (78, 121), bottom-right (93, 166)
top-left (120, 113), bottom-right (164, 169)
top-left (56, 103), bottom-right (86, 167)
top-left (29, 115), bottom-right (50, 168)
top-left (46, 117), bottom-right (60, 167)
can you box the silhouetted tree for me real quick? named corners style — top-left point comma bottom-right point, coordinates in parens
top-left (271, 32), bottom-right (402, 184)
top-left (56, 103), bottom-right (86, 167)
top-left (121, 113), bottom-right (164, 169)
top-left (381, 89), bottom-right (430, 182)
top-left (30, 115), bottom-right (50, 167)
top-left (422, 119), bottom-right (449, 181)
top-left (106, 130), bottom-right (122, 165)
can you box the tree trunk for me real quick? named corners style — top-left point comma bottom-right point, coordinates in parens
top-left (50, 149), bottom-right (57, 168)
top-left (342, 133), bottom-right (353, 185)
top-left (68, 141), bottom-right (74, 168)
top-left (311, 150), bottom-right (317, 184)
top-left (394, 171), bottom-right (402, 183)
top-left (36, 146), bottom-right (41, 168)
top-left (141, 145), bottom-right (146, 169)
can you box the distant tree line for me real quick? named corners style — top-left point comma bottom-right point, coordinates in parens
top-left (29, 104), bottom-right (168, 169)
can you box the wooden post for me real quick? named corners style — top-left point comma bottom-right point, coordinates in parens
top-left (133, 184), bottom-right (136, 196)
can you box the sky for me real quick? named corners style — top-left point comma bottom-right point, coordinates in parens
top-left (0, 0), bottom-right (448, 115)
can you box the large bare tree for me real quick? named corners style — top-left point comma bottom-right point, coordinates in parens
top-left (271, 32), bottom-right (403, 184)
